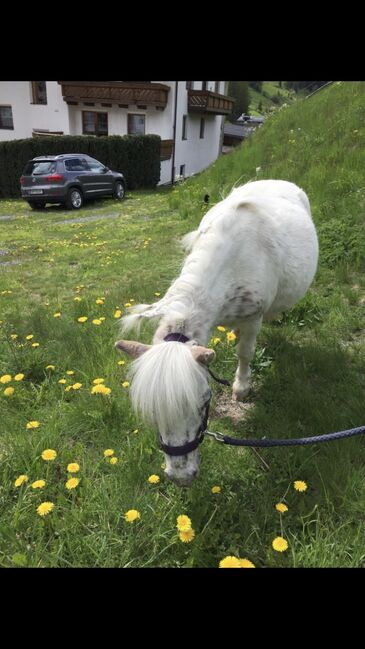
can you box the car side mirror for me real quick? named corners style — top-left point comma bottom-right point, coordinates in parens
top-left (103, 166), bottom-right (109, 173)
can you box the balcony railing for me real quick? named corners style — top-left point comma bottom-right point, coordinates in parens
top-left (160, 139), bottom-right (174, 161)
top-left (188, 89), bottom-right (235, 115)
top-left (58, 81), bottom-right (170, 108)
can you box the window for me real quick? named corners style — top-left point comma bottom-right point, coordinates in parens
top-left (214, 81), bottom-right (220, 93)
top-left (64, 158), bottom-right (89, 172)
top-left (86, 158), bottom-right (107, 173)
top-left (202, 81), bottom-right (208, 91)
top-left (23, 160), bottom-right (56, 175)
top-left (182, 115), bottom-right (187, 140)
top-left (0, 105), bottom-right (14, 129)
top-left (128, 114), bottom-right (145, 135)
top-left (200, 118), bottom-right (205, 139)
top-left (179, 164), bottom-right (185, 177)
top-left (31, 81), bottom-right (47, 105)
top-left (82, 111), bottom-right (108, 136)
top-left (186, 81), bottom-right (193, 90)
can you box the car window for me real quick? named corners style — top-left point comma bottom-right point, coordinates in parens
top-left (23, 161), bottom-right (57, 175)
top-left (64, 158), bottom-right (89, 172)
top-left (87, 159), bottom-right (106, 173)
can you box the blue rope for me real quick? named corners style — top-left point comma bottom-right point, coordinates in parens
top-left (209, 425), bottom-right (365, 448)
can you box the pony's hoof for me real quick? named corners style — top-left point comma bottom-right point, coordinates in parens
top-left (232, 384), bottom-right (251, 402)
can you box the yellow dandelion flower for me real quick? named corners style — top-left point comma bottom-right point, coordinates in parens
top-left (53, 312), bottom-right (61, 318)
top-left (0, 374), bottom-right (12, 384)
top-left (15, 474), bottom-right (28, 487)
top-left (14, 373), bottom-right (24, 381)
top-left (64, 386), bottom-right (71, 392)
top-left (114, 309), bottom-right (122, 318)
top-left (41, 449), bottom-right (57, 461)
top-left (67, 463), bottom-right (80, 473)
top-left (124, 303), bottom-right (132, 308)
top-left (4, 386), bottom-right (14, 396)
top-left (91, 384), bottom-right (111, 395)
top-left (66, 477), bottom-right (80, 490)
top-left (154, 292), bottom-right (161, 296)
top-left (176, 515), bottom-right (192, 532)
top-left (58, 378), bottom-right (67, 384)
top-left (26, 420), bottom-right (40, 429)
top-left (275, 502), bottom-right (288, 513)
top-left (211, 337), bottom-right (221, 346)
top-left (77, 316), bottom-right (88, 323)
top-left (46, 365), bottom-right (55, 370)
top-left (31, 480), bottom-right (46, 489)
top-left (10, 334), bottom-right (18, 340)
top-left (133, 429), bottom-right (139, 434)
top-left (239, 558), bottom-right (256, 568)
top-left (66, 370), bottom-right (74, 375)
top-left (211, 486), bottom-right (221, 494)
top-left (122, 381), bottom-right (129, 388)
top-left (217, 326), bottom-right (226, 332)
top-left (179, 528), bottom-right (195, 543)
top-left (95, 298), bottom-right (105, 304)
top-left (219, 556), bottom-right (241, 568)
top-left (99, 317), bottom-right (105, 321)
top-left (25, 334), bottom-right (34, 340)
top-left (32, 342), bottom-right (40, 348)
top-left (74, 296), bottom-right (82, 302)
top-left (110, 457), bottom-right (118, 465)
top-left (117, 360), bottom-right (125, 366)
top-left (294, 480), bottom-right (308, 492)
top-left (272, 536), bottom-right (289, 552)
top-left (37, 502), bottom-right (54, 517)
top-left (104, 449), bottom-right (114, 457)
top-left (124, 509), bottom-right (141, 522)
top-left (92, 319), bottom-right (102, 325)
top-left (93, 378), bottom-right (105, 384)
top-left (148, 474), bottom-right (160, 484)
top-left (226, 331), bottom-right (237, 343)
top-left (72, 383), bottom-right (82, 390)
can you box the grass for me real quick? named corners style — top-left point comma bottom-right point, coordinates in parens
top-left (1, 81), bottom-right (365, 567)
top-left (249, 81), bottom-right (295, 115)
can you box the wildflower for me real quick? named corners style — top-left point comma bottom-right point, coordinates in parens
top-left (124, 509), bottom-right (141, 522)
top-left (14, 373), bottom-right (24, 381)
top-left (10, 334), bottom-right (18, 340)
top-left (160, 462), bottom-right (166, 470)
top-left (66, 370), bottom-right (75, 375)
top-left (15, 474), bottom-right (28, 487)
top-left (226, 331), bottom-right (237, 343)
top-left (67, 463), bottom-right (80, 473)
top-left (211, 486), bottom-right (221, 494)
top-left (217, 326), bottom-right (226, 332)
top-left (124, 303), bottom-right (132, 308)
top-left (37, 502), bottom-right (54, 517)
top-left (25, 335), bottom-right (34, 340)
top-left (91, 384), bottom-right (111, 395)
top-left (256, 166), bottom-right (261, 173)
top-left (46, 365), bottom-right (55, 370)
top-left (148, 474), bottom-right (160, 484)
top-left (179, 528), bottom-right (195, 543)
top-left (117, 360), bottom-right (125, 366)
top-left (41, 449), bottom-right (57, 461)
top-left (239, 559), bottom-right (255, 568)
top-left (219, 556), bottom-right (241, 568)
top-left (110, 457), bottom-right (118, 465)
top-left (122, 381), bottom-right (130, 389)
top-left (104, 449), bottom-right (114, 457)
top-left (26, 421), bottom-right (40, 429)
top-left (74, 296), bottom-right (82, 302)
top-left (4, 386), bottom-right (14, 396)
top-left (95, 298), bottom-right (105, 304)
top-left (154, 292), bottom-right (161, 297)
top-left (53, 312), bottom-right (61, 318)
top-left (114, 309), bottom-right (122, 318)
top-left (133, 429), bottom-right (139, 434)
top-left (176, 515), bottom-right (192, 532)
top-left (294, 480), bottom-right (308, 492)
top-left (72, 383), bottom-right (82, 390)
top-left (0, 374), bottom-right (12, 384)
top-left (93, 378), bottom-right (105, 385)
top-left (32, 342), bottom-right (40, 348)
top-left (66, 477), bottom-right (80, 490)
top-left (58, 378), bottom-right (67, 384)
top-left (272, 536), bottom-right (289, 552)
top-left (92, 319), bottom-right (102, 325)
top-left (31, 480), bottom-right (46, 489)
top-left (275, 503), bottom-right (288, 513)
top-left (77, 317), bottom-right (88, 323)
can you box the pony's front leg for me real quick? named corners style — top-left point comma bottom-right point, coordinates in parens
top-left (232, 316), bottom-right (262, 401)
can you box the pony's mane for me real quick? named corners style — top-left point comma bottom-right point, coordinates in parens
top-left (128, 342), bottom-right (208, 432)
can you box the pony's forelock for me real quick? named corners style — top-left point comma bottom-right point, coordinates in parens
top-left (128, 342), bottom-right (208, 432)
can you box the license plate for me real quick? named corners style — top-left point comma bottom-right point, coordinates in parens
top-left (29, 189), bottom-right (43, 195)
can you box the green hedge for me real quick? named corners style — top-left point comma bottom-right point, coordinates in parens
top-left (0, 134), bottom-right (161, 198)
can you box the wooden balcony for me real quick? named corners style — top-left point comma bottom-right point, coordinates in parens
top-left (58, 81), bottom-right (170, 108)
top-left (188, 89), bottom-right (235, 115)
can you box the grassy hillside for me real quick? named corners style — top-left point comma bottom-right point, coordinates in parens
top-left (1, 81), bottom-right (365, 567)
top-left (249, 81), bottom-right (295, 115)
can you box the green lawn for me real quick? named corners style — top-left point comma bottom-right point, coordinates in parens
top-left (1, 81), bottom-right (365, 567)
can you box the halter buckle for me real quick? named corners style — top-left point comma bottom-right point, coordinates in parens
top-left (205, 430), bottom-right (225, 443)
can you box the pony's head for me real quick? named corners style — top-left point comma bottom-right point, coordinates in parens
top-left (115, 339), bottom-right (215, 487)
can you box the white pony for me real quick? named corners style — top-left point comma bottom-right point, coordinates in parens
top-left (116, 180), bottom-right (319, 487)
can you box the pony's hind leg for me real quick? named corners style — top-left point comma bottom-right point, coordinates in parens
top-left (232, 315), bottom-right (263, 401)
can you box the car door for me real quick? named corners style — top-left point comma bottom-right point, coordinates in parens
top-left (64, 157), bottom-right (90, 193)
top-left (85, 158), bottom-right (114, 196)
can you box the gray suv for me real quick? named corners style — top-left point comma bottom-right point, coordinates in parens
top-left (20, 154), bottom-right (126, 210)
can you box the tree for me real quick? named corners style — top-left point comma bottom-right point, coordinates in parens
top-left (248, 81), bottom-right (263, 92)
top-left (228, 81), bottom-right (250, 121)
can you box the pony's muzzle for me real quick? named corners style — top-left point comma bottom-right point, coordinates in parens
top-left (165, 468), bottom-right (199, 488)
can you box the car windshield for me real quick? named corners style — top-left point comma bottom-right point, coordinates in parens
top-left (23, 161), bottom-right (57, 175)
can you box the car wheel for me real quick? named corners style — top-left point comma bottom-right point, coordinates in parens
top-left (66, 188), bottom-right (83, 210)
top-left (28, 202), bottom-right (46, 210)
top-left (113, 181), bottom-right (125, 200)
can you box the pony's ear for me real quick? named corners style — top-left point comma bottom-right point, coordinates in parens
top-left (191, 345), bottom-right (216, 365)
top-left (115, 340), bottom-right (152, 358)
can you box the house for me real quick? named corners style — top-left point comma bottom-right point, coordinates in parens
top-left (223, 114), bottom-right (265, 149)
top-left (0, 81), bottom-right (234, 185)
